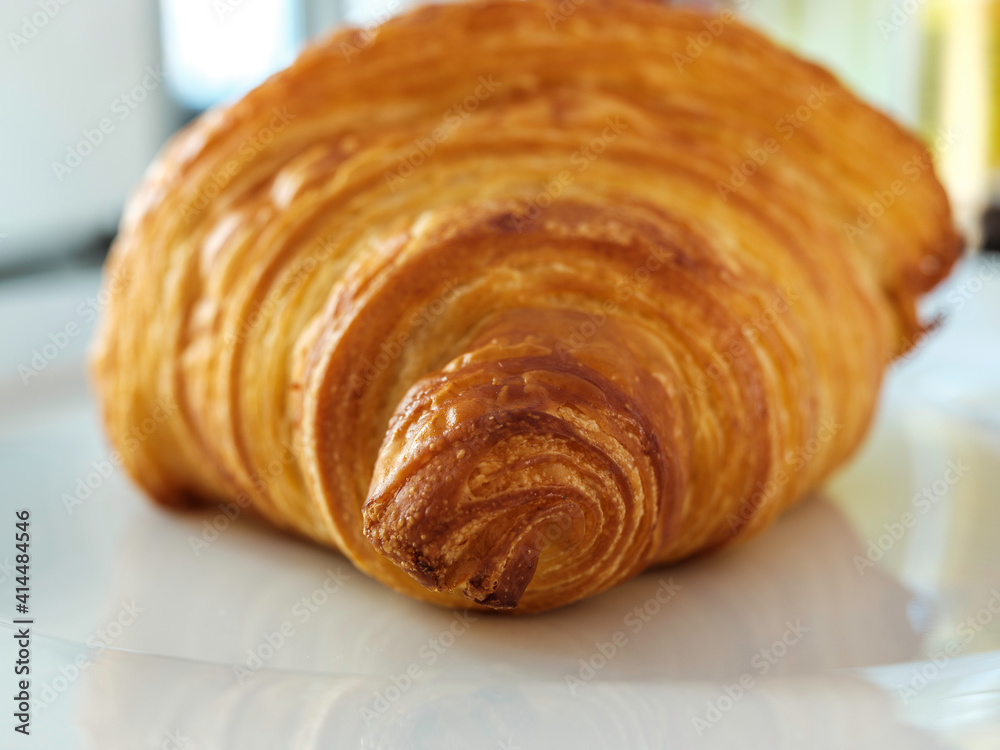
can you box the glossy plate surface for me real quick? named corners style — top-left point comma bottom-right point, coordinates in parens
top-left (1, 257), bottom-right (998, 749)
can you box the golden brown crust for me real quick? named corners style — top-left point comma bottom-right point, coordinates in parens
top-left (90, 0), bottom-right (962, 612)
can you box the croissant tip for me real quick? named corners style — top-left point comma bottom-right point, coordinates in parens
top-left (464, 550), bottom-right (539, 610)
top-left (472, 592), bottom-right (519, 610)
top-left (364, 519), bottom-right (542, 610)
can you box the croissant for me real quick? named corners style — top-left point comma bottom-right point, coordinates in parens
top-left (91, 0), bottom-right (961, 613)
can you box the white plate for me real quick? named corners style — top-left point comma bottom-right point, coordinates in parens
top-left (1, 259), bottom-right (999, 749)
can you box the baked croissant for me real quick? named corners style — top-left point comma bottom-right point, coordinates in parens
top-left (91, 0), bottom-right (961, 612)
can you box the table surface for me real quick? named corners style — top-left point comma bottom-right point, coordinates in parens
top-left (0, 255), bottom-right (998, 749)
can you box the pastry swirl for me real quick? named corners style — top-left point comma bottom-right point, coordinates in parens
top-left (91, 0), bottom-right (961, 612)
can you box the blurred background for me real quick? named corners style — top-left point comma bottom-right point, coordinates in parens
top-left (0, 0), bottom-right (997, 274)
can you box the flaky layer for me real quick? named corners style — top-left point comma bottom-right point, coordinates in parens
top-left (91, 0), bottom-right (961, 612)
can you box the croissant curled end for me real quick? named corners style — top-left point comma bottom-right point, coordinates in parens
top-left (362, 350), bottom-right (666, 611)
